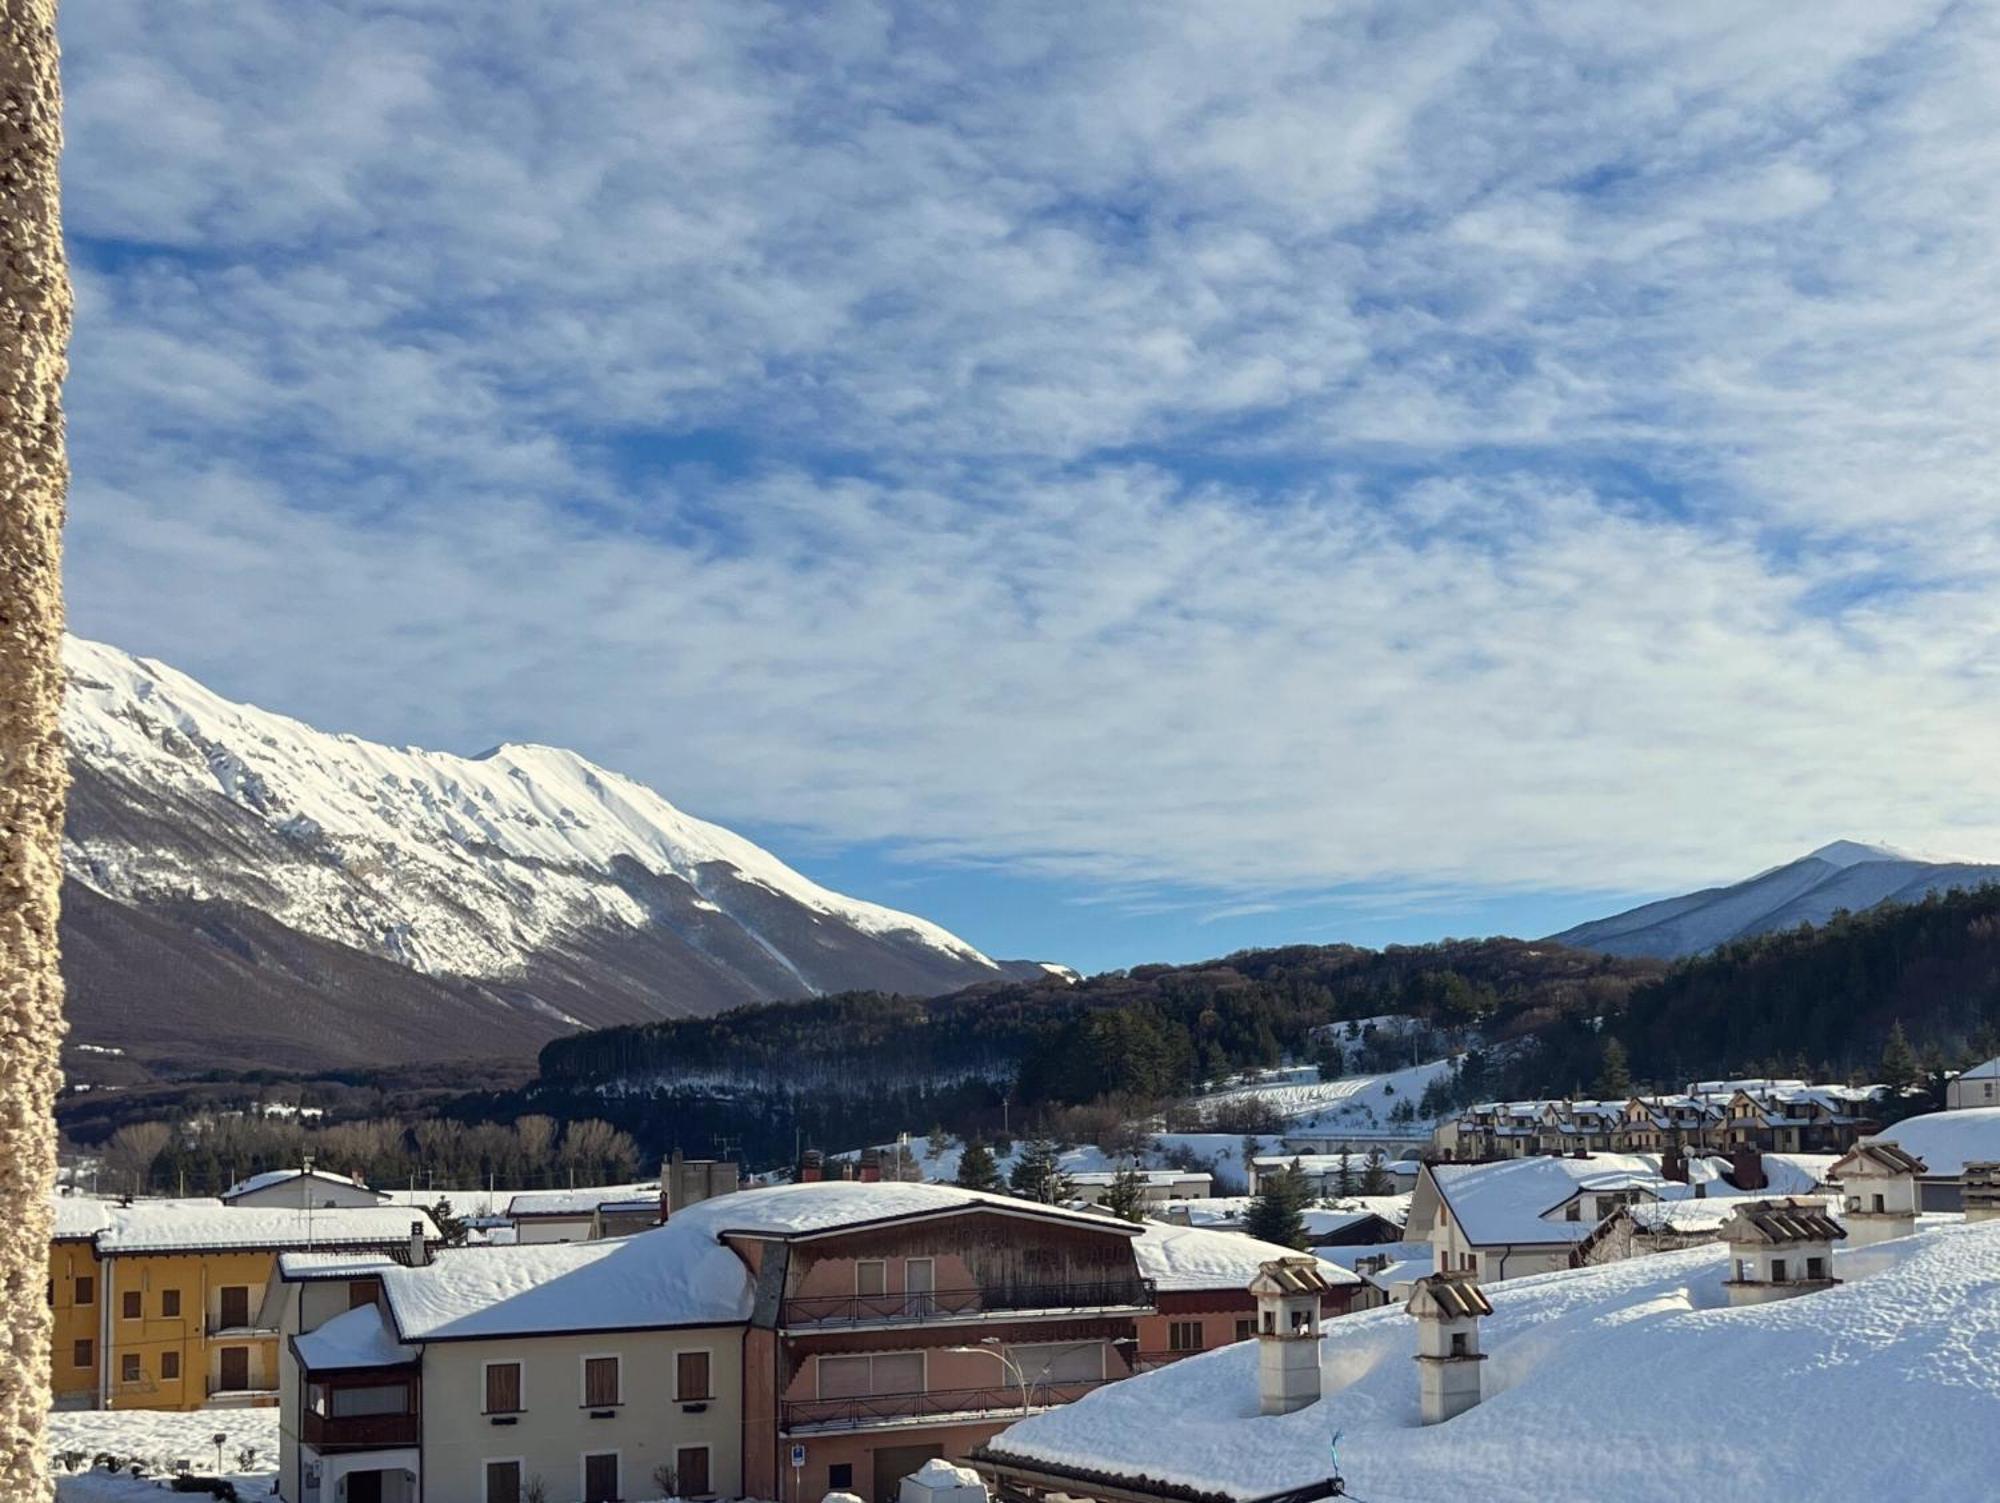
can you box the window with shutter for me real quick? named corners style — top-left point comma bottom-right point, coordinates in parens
top-left (161, 1351), bottom-right (181, 1380)
top-left (72, 1338), bottom-right (91, 1368)
top-left (121, 1291), bottom-right (141, 1320)
top-left (485, 1362), bottom-right (523, 1414)
top-left (676, 1446), bottom-right (711, 1498)
top-left (161, 1289), bottom-right (181, 1318)
top-left (855, 1260), bottom-right (887, 1297)
top-left (485, 1460), bottom-right (521, 1503)
top-left (584, 1356), bottom-right (620, 1407)
top-left (676, 1350), bottom-right (711, 1400)
top-left (583, 1452), bottom-right (619, 1503)
top-left (75, 1276), bottom-right (94, 1305)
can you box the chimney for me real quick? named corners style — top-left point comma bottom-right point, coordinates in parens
top-left (408, 1220), bottom-right (430, 1268)
top-left (1249, 1257), bottom-right (1330, 1415)
top-left (859, 1149), bottom-right (882, 1184)
top-left (1661, 1146), bottom-right (1687, 1184)
top-left (657, 1188), bottom-right (670, 1226)
top-left (798, 1149), bottom-right (824, 1184)
top-left (1407, 1273), bottom-right (1491, 1424)
top-left (1729, 1146), bottom-right (1766, 1191)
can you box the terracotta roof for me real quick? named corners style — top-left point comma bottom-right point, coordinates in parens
top-left (1405, 1272), bottom-right (1494, 1320)
top-left (1247, 1256), bottom-right (1336, 1297)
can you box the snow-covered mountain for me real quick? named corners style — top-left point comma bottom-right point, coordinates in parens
top-left (1549, 840), bottom-right (2000, 959)
top-left (60, 636), bottom-right (1053, 1070)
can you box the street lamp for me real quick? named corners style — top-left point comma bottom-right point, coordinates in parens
top-left (944, 1337), bottom-right (1031, 1416)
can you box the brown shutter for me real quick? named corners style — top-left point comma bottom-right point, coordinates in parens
top-left (676, 1446), bottom-right (711, 1498)
top-left (485, 1460), bottom-right (521, 1503)
top-left (676, 1350), bottom-right (710, 1401)
top-left (584, 1355), bottom-right (620, 1407)
top-left (485, 1361), bottom-right (522, 1413)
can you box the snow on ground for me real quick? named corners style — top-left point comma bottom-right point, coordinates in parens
top-left (1196, 1057), bottom-right (1458, 1136)
top-left (991, 1219), bottom-right (2000, 1503)
top-left (51, 1408), bottom-right (278, 1499)
top-left (1872, 1107), bottom-right (2000, 1176)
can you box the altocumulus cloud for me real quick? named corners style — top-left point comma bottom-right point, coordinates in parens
top-left (56, 0), bottom-right (2000, 900)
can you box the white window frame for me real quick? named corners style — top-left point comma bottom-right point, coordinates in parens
top-left (579, 1351), bottom-right (621, 1409)
top-left (675, 1343), bottom-right (715, 1403)
top-left (854, 1259), bottom-right (888, 1296)
top-left (674, 1441), bottom-right (715, 1499)
top-left (482, 1456), bottom-right (526, 1503)
top-left (482, 1357), bottom-right (525, 1415)
top-left (580, 1448), bottom-right (622, 1503)
top-left (904, 1257), bottom-right (936, 1316)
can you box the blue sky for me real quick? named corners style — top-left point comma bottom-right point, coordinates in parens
top-left (54, 1), bottom-right (2000, 973)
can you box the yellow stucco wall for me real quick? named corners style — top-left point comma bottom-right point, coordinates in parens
top-left (50, 1238), bottom-right (103, 1405)
top-left (97, 1249), bottom-right (283, 1412)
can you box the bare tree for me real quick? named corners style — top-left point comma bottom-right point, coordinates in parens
top-left (102, 1122), bottom-right (171, 1196)
top-left (0, 0), bottom-right (71, 1492)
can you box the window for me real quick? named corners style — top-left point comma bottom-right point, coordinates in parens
top-left (75, 1275), bottom-right (94, 1305)
top-left (855, 1260), bottom-right (887, 1298)
top-left (485, 1361), bottom-right (523, 1414)
top-left (1234, 1319), bottom-right (1255, 1342)
top-left (1449, 1332), bottom-right (1468, 1357)
top-left (485, 1460), bottom-right (522, 1503)
top-left (676, 1350), bottom-right (711, 1401)
top-left (217, 1286), bottom-right (251, 1330)
top-left (161, 1351), bottom-right (180, 1381)
top-left (1735, 1258), bottom-right (1754, 1281)
top-left (120, 1290), bottom-right (141, 1320)
top-left (1563, 1200), bottom-right (1580, 1222)
top-left (817, 1351), bottom-right (923, 1397)
top-left (582, 1451), bottom-right (620, 1503)
top-left (1805, 1257), bottom-right (1826, 1280)
top-left (676, 1445), bottom-right (711, 1498)
top-left (1168, 1321), bottom-right (1203, 1353)
top-left (330, 1383), bottom-right (409, 1417)
top-left (1871, 1194), bottom-right (1885, 1214)
top-left (1013, 1342), bottom-right (1104, 1383)
top-left (1771, 1258), bottom-right (1788, 1282)
top-left (160, 1289), bottom-right (181, 1318)
top-left (72, 1338), bottom-right (91, 1368)
top-left (584, 1356), bottom-right (620, 1408)
top-left (828, 1464), bottom-right (854, 1492)
top-left (120, 1354), bottom-right (141, 1384)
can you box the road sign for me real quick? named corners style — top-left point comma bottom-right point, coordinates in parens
top-left (791, 1444), bottom-right (807, 1469)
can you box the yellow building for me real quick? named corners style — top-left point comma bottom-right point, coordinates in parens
top-left (50, 1195), bottom-right (435, 1412)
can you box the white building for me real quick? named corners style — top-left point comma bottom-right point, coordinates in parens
top-left (505, 1183), bottom-right (661, 1244)
top-left (1720, 1198), bottom-right (1844, 1307)
top-left (1067, 1169), bottom-right (1211, 1208)
top-left (222, 1168), bottom-right (389, 1210)
top-left (1947, 1058), bottom-right (2000, 1111)
top-left (1407, 1155), bottom-right (1673, 1282)
top-left (1867, 1108), bottom-right (2000, 1210)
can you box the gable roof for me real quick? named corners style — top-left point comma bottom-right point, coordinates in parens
top-left (1868, 1108), bottom-right (2000, 1178)
top-left (1721, 1198), bottom-right (1847, 1246)
top-left (1131, 1222), bottom-right (1357, 1293)
top-left (222, 1167), bottom-right (385, 1202)
top-left (1829, 1142), bottom-right (1927, 1179)
top-left (292, 1302), bottom-right (418, 1372)
top-left (1953, 1057), bottom-right (2000, 1082)
top-left (1421, 1155), bottom-right (1672, 1248)
top-left (672, 1180), bottom-right (1144, 1242)
top-left (1406, 1272), bottom-right (1494, 1320)
top-left (95, 1202), bottom-right (436, 1255)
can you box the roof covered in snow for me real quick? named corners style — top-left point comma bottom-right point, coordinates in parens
top-left (96, 1203), bottom-right (436, 1254)
top-left (51, 1194), bottom-right (119, 1240)
top-left (983, 1222), bottom-right (2000, 1502)
top-left (293, 1303), bottom-right (418, 1371)
top-left (505, 1183), bottom-right (658, 1218)
top-left (222, 1167), bottom-right (382, 1201)
top-left (1953, 1057), bottom-right (2000, 1082)
top-left (1422, 1155), bottom-right (1670, 1248)
top-left (1131, 1222), bottom-right (1358, 1293)
top-left (279, 1250), bottom-right (404, 1280)
top-left (1871, 1108), bottom-right (2000, 1178)
top-left (672, 1180), bottom-right (1144, 1241)
top-left (377, 1220), bottom-right (753, 1341)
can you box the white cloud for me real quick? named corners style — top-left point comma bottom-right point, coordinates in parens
top-left (54, 0), bottom-right (2000, 903)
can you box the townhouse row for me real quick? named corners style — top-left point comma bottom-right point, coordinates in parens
top-left (276, 1181), bottom-right (1363, 1503)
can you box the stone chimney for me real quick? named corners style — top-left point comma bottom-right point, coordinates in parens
top-left (858, 1149), bottom-right (882, 1184)
top-left (1964, 1162), bottom-right (2000, 1223)
top-left (798, 1149), bottom-right (824, 1184)
top-left (1248, 1257), bottom-right (1331, 1415)
top-left (1661, 1145), bottom-right (1688, 1184)
top-left (1728, 1146), bottom-right (1766, 1191)
top-left (408, 1220), bottom-right (430, 1268)
top-left (1406, 1273), bottom-right (1491, 1425)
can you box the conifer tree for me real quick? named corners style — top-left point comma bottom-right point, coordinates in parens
top-left (954, 1138), bottom-right (1003, 1193)
top-left (1100, 1163), bottom-right (1149, 1223)
top-left (1881, 1020), bottom-right (1919, 1092)
top-left (1244, 1162), bottom-right (1308, 1249)
top-left (1333, 1146), bottom-right (1357, 1198)
top-left (1008, 1135), bottom-right (1073, 1204)
top-left (1596, 1036), bottom-right (1632, 1099)
top-left (1359, 1147), bottom-right (1392, 1196)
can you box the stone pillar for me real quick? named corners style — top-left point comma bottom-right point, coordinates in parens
top-left (1248, 1257), bottom-right (1332, 1415)
top-left (1406, 1274), bottom-right (1491, 1425)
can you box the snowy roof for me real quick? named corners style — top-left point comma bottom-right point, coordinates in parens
top-left (1758, 1153), bottom-right (1840, 1194)
top-left (96, 1203), bottom-right (436, 1254)
top-left (378, 1220), bottom-right (752, 1341)
top-left (1954, 1057), bottom-right (2000, 1082)
top-left (1830, 1142), bottom-right (1927, 1178)
top-left (51, 1194), bottom-right (118, 1241)
top-left (1069, 1170), bottom-right (1211, 1188)
top-left (292, 1303), bottom-right (418, 1371)
top-left (506, 1183), bottom-right (658, 1218)
top-left (222, 1167), bottom-right (382, 1201)
top-left (1170, 1197), bottom-right (1250, 1228)
top-left (279, 1251), bottom-right (403, 1280)
top-left (1870, 1109), bottom-right (2000, 1178)
top-left (1424, 1156), bottom-right (1669, 1247)
top-left (1131, 1222), bottom-right (1358, 1293)
top-left (983, 1223), bottom-right (2000, 1502)
top-left (673, 1180), bottom-right (1144, 1241)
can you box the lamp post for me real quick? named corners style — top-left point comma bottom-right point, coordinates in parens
top-left (944, 1336), bottom-right (1124, 1418)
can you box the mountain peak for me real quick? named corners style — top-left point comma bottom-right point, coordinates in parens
top-left (1802, 839), bottom-right (1910, 868)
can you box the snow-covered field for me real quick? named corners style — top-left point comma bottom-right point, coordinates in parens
top-left (1196, 1057), bottom-right (1457, 1135)
top-left (994, 1219), bottom-right (2000, 1502)
top-left (50, 1408), bottom-right (278, 1500)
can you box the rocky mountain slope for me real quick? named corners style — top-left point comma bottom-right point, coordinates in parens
top-left (60, 637), bottom-right (1051, 1070)
top-left (1550, 840), bottom-right (2000, 959)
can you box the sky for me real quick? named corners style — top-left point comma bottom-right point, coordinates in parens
top-left (54, 1), bottom-right (2000, 973)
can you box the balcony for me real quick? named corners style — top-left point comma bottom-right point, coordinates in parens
top-left (204, 1380), bottom-right (279, 1408)
top-left (780, 1278), bottom-right (1154, 1330)
top-left (302, 1409), bottom-right (421, 1451)
top-left (780, 1377), bottom-right (1116, 1434)
top-left (206, 1317), bottom-right (278, 1339)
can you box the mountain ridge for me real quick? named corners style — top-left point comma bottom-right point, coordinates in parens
top-left (60, 635), bottom-right (1053, 1069)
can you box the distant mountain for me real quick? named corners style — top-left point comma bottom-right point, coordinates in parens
top-left (1550, 841), bottom-right (2000, 959)
top-left (60, 637), bottom-right (1054, 1071)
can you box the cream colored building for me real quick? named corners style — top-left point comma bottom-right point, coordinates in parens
top-left (1827, 1142), bottom-right (1925, 1246)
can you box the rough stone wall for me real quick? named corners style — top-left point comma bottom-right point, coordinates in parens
top-left (0, 0), bottom-right (71, 1497)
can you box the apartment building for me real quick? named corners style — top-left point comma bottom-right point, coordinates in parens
top-left (50, 1195), bottom-right (435, 1412)
top-left (1440, 1081), bottom-right (1886, 1161)
top-left (279, 1181), bottom-right (1225, 1503)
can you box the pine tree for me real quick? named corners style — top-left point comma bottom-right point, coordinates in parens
top-left (1100, 1164), bottom-right (1149, 1223)
top-left (924, 1126), bottom-right (952, 1162)
top-left (1243, 1163), bottom-right (1307, 1249)
top-left (1596, 1036), bottom-right (1632, 1099)
top-left (1359, 1147), bottom-right (1392, 1196)
top-left (1881, 1020), bottom-right (1919, 1092)
top-left (428, 1196), bottom-right (469, 1247)
top-left (954, 1138), bottom-right (1003, 1193)
top-left (1333, 1147), bottom-right (1357, 1198)
top-left (1314, 1038), bottom-right (1345, 1082)
top-left (1008, 1135), bottom-right (1073, 1204)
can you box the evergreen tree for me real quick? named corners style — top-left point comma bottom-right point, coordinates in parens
top-left (1314, 1038), bottom-right (1345, 1082)
top-left (954, 1138), bottom-right (1003, 1193)
top-left (925, 1125), bottom-right (952, 1161)
top-left (1008, 1135), bottom-right (1074, 1204)
top-left (1880, 1020), bottom-right (1919, 1092)
top-left (1595, 1036), bottom-right (1632, 1099)
top-left (1358, 1147), bottom-right (1392, 1196)
top-left (1100, 1164), bottom-right (1149, 1223)
top-left (428, 1196), bottom-right (469, 1247)
top-left (1243, 1162), bottom-right (1308, 1249)
top-left (1333, 1147), bottom-right (1357, 1198)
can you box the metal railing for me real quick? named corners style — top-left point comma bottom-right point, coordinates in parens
top-left (781, 1377), bottom-right (1115, 1431)
top-left (780, 1278), bottom-right (1153, 1327)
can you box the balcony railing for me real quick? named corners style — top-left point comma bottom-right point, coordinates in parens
top-left (781, 1377), bottom-right (1115, 1432)
top-left (302, 1409), bottom-right (421, 1451)
top-left (207, 1317), bottom-right (278, 1338)
top-left (780, 1278), bottom-right (1153, 1328)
